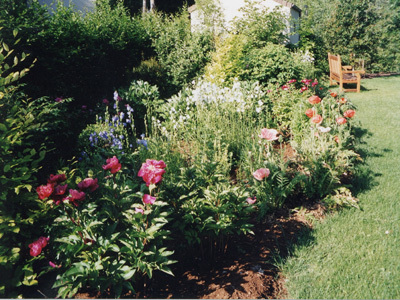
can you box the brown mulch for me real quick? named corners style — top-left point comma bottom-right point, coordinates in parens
top-left (142, 204), bottom-right (325, 299)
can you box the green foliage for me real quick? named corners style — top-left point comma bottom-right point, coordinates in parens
top-left (241, 43), bottom-right (308, 85)
top-left (233, 0), bottom-right (289, 47)
top-left (119, 80), bottom-right (163, 134)
top-left (139, 8), bottom-right (214, 96)
top-left (204, 34), bottom-right (247, 85)
top-left (294, 0), bottom-right (400, 72)
top-left (0, 30), bottom-right (51, 297)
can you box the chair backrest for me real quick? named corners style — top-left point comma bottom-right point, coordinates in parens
top-left (328, 53), bottom-right (342, 79)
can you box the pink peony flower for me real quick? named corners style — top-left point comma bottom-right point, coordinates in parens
top-left (310, 115), bottom-right (323, 124)
top-left (343, 109), bottom-right (355, 118)
top-left (142, 194), bottom-right (156, 205)
top-left (135, 207), bottom-right (145, 214)
top-left (102, 156), bottom-right (122, 174)
top-left (138, 159), bottom-right (167, 187)
top-left (49, 261), bottom-right (61, 268)
top-left (336, 117), bottom-right (347, 125)
top-left (53, 184), bottom-right (68, 195)
top-left (288, 79), bottom-right (297, 84)
top-left (29, 237), bottom-right (49, 257)
top-left (308, 95), bottom-right (321, 105)
top-left (253, 168), bottom-right (270, 181)
top-left (312, 79), bottom-right (318, 87)
top-left (78, 178), bottom-right (99, 192)
top-left (259, 128), bottom-right (279, 141)
top-left (300, 86), bottom-right (308, 93)
top-left (37, 183), bottom-right (54, 200)
top-left (67, 189), bottom-right (86, 206)
top-left (246, 197), bottom-right (257, 205)
top-left (281, 85), bottom-right (289, 91)
top-left (48, 174), bottom-right (67, 184)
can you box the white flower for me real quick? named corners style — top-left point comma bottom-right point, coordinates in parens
top-left (256, 107), bottom-right (262, 113)
top-left (318, 126), bottom-right (331, 133)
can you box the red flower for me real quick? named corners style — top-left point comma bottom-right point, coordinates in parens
top-left (281, 85), bottom-right (289, 91)
top-left (78, 178), bottom-right (99, 192)
top-left (138, 159), bottom-right (166, 187)
top-left (334, 136), bottom-right (340, 143)
top-left (258, 128), bottom-right (279, 141)
top-left (253, 168), bottom-right (270, 181)
top-left (305, 108), bottom-right (316, 118)
top-left (48, 174), bottom-right (67, 184)
top-left (310, 115), bottom-right (323, 124)
top-left (312, 79), bottom-right (318, 87)
top-left (330, 92), bottom-right (338, 97)
top-left (343, 109), bottom-right (355, 118)
top-left (29, 236), bottom-right (49, 257)
top-left (288, 79), bottom-right (297, 84)
top-left (339, 97), bottom-right (347, 104)
top-left (308, 95), bottom-right (321, 105)
top-left (102, 156), bottom-right (122, 174)
top-left (142, 194), bottom-right (156, 205)
top-left (37, 183), bottom-right (54, 200)
top-left (67, 189), bottom-right (86, 206)
top-left (336, 117), bottom-right (347, 125)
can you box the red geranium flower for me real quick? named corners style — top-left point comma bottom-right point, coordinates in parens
top-left (138, 159), bottom-right (166, 187)
top-left (310, 114), bottom-right (323, 124)
top-left (78, 178), bottom-right (99, 192)
top-left (102, 156), bottom-right (122, 174)
top-left (343, 109), bottom-right (355, 118)
top-left (330, 92), bottom-right (338, 97)
top-left (308, 95), bottom-right (321, 105)
top-left (336, 117), bottom-right (347, 125)
top-left (37, 183), bottom-right (54, 200)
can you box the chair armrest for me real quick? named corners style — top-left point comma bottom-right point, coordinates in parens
top-left (342, 70), bottom-right (365, 74)
top-left (342, 66), bottom-right (353, 71)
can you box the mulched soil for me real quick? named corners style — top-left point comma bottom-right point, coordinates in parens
top-left (30, 202), bottom-right (323, 300)
top-left (142, 204), bottom-right (325, 299)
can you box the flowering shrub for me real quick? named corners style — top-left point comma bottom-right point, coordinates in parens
top-left (34, 157), bottom-right (174, 298)
top-left (78, 91), bottom-right (137, 160)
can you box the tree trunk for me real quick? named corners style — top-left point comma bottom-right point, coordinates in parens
top-left (142, 0), bottom-right (147, 13)
top-left (150, 0), bottom-right (155, 11)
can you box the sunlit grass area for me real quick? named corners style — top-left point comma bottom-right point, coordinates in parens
top-left (281, 75), bottom-right (400, 299)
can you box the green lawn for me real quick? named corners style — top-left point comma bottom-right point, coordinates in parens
top-left (281, 75), bottom-right (400, 299)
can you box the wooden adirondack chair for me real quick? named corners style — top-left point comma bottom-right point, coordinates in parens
top-left (328, 53), bottom-right (365, 93)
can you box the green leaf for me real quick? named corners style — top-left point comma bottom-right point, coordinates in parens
top-left (0, 123), bottom-right (6, 131)
top-left (3, 165), bottom-right (10, 172)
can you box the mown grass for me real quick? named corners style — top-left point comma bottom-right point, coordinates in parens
top-left (280, 75), bottom-right (400, 299)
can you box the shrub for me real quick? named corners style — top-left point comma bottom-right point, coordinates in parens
top-left (0, 30), bottom-right (52, 297)
top-left (139, 9), bottom-right (215, 97)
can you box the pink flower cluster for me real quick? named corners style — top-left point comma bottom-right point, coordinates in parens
top-left (29, 236), bottom-right (49, 257)
top-left (102, 156), bottom-right (122, 174)
top-left (36, 173), bottom-right (98, 207)
top-left (138, 159), bottom-right (166, 187)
